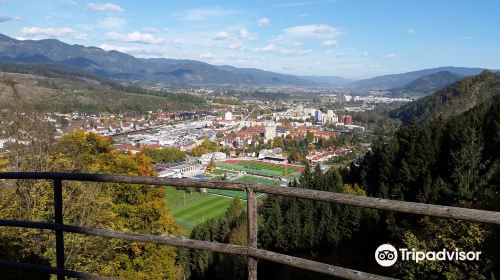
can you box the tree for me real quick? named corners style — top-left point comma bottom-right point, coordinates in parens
top-left (206, 159), bottom-right (216, 172)
top-left (305, 131), bottom-right (315, 145)
top-left (272, 136), bottom-right (284, 148)
top-left (142, 147), bottom-right (186, 163)
top-left (0, 131), bottom-right (179, 279)
top-left (191, 138), bottom-right (219, 157)
top-left (287, 149), bottom-right (301, 163)
top-left (395, 218), bottom-right (493, 280)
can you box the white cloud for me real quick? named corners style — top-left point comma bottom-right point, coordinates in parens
top-left (214, 31), bottom-right (229, 41)
top-left (19, 26), bottom-right (87, 40)
top-left (407, 27), bottom-right (415, 34)
top-left (320, 40), bottom-right (338, 46)
top-left (239, 28), bottom-right (257, 40)
top-left (105, 31), bottom-right (163, 44)
top-left (239, 29), bottom-right (250, 39)
top-left (378, 53), bottom-right (399, 59)
top-left (259, 43), bottom-right (276, 52)
top-left (200, 52), bottom-right (215, 59)
top-left (361, 51), bottom-right (369, 57)
top-left (99, 43), bottom-right (131, 53)
top-left (99, 44), bottom-right (167, 57)
top-left (179, 7), bottom-right (237, 21)
top-left (87, 3), bottom-right (123, 12)
top-left (257, 17), bottom-right (270, 27)
top-left (98, 17), bottom-right (126, 29)
top-left (257, 43), bottom-right (312, 55)
top-left (283, 24), bottom-right (341, 38)
top-left (229, 42), bottom-right (249, 51)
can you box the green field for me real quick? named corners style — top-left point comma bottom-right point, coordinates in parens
top-left (165, 186), bottom-right (239, 234)
top-left (207, 176), bottom-right (280, 199)
top-left (232, 175), bottom-right (283, 186)
top-left (216, 160), bottom-right (302, 179)
top-left (165, 175), bottom-right (281, 235)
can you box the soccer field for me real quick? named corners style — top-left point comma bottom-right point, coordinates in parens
top-left (165, 175), bottom-right (282, 234)
top-left (206, 175), bottom-right (280, 199)
top-left (216, 160), bottom-right (303, 178)
top-left (165, 186), bottom-right (239, 234)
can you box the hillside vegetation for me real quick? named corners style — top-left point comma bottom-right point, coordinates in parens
top-left (390, 71), bottom-right (463, 96)
top-left (389, 70), bottom-right (500, 123)
top-left (0, 66), bottom-right (205, 113)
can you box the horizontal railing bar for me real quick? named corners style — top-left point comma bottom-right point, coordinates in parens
top-left (0, 259), bottom-right (114, 280)
top-left (248, 249), bottom-right (396, 280)
top-left (0, 172), bottom-right (247, 190)
top-left (1, 172), bottom-right (500, 225)
top-left (0, 219), bottom-right (394, 280)
top-left (249, 184), bottom-right (500, 225)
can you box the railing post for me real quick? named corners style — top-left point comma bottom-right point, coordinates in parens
top-left (53, 179), bottom-right (65, 280)
top-left (246, 187), bottom-right (257, 280)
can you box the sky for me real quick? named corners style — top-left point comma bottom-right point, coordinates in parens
top-left (0, 0), bottom-right (499, 79)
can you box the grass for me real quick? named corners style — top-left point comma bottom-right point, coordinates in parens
top-left (165, 175), bottom-right (285, 235)
top-left (216, 160), bottom-right (302, 179)
top-left (165, 186), bottom-right (239, 234)
top-left (232, 175), bottom-right (283, 186)
top-left (210, 169), bottom-right (238, 175)
top-left (207, 176), bottom-right (281, 199)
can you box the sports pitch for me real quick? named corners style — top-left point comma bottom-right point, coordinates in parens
top-left (165, 175), bottom-right (281, 234)
top-left (216, 160), bottom-right (303, 179)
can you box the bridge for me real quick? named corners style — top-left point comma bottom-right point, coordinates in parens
top-left (0, 172), bottom-right (499, 280)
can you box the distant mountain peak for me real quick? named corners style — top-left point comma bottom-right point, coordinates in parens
top-left (0, 33), bottom-right (15, 42)
top-left (0, 33), bottom-right (326, 87)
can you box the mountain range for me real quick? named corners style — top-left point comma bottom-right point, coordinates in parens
top-left (349, 66), bottom-right (488, 90)
top-left (0, 33), bottom-right (497, 90)
top-left (389, 71), bottom-right (464, 96)
top-left (389, 70), bottom-right (500, 123)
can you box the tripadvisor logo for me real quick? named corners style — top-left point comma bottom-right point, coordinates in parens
top-left (375, 244), bottom-right (398, 267)
top-left (375, 244), bottom-right (481, 267)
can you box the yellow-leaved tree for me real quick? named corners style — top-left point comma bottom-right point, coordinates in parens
top-left (0, 131), bottom-right (180, 279)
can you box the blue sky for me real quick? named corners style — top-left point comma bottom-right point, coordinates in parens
top-left (0, 0), bottom-right (498, 79)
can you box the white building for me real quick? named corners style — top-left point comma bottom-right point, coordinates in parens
top-left (264, 121), bottom-right (277, 141)
top-left (199, 152), bottom-right (227, 165)
top-left (159, 163), bottom-right (202, 178)
top-left (323, 110), bottom-right (338, 124)
top-left (224, 111), bottom-right (234, 121)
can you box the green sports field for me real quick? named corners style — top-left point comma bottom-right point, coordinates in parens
top-left (165, 176), bottom-right (281, 235)
top-left (216, 160), bottom-right (303, 179)
top-left (232, 175), bottom-right (282, 186)
top-left (207, 176), bottom-right (281, 199)
top-left (165, 186), bottom-right (239, 234)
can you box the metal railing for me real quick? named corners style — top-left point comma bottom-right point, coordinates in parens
top-left (0, 172), bottom-right (499, 280)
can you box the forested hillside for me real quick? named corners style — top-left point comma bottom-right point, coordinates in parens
top-left (0, 68), bottom-right (205, 113)
top-left (390, 71), bottom-right (463, 96)
top-left (389, 70), bottom-right (500, 123)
